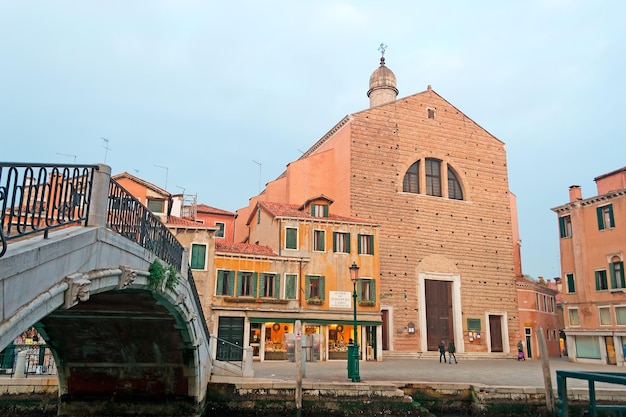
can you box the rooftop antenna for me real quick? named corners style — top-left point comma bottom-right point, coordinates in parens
top-left (252, 160), bottom-right (262, 193)
top-left (101, 137), bottom-right (112, 163)
top-left (175, 185), bottom-right (185, 195)
top-left (154, 165), bottom-right (168, 190)
top-left (57, 152), bottom-right (77, 163)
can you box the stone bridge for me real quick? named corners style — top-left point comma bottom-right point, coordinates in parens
top-left (0, 163), bottom-right (213, 416)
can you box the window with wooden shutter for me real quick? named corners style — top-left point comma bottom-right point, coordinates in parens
top-left (285, 274), bottom-right (297, 299)
top-left (597, 204), bottom-right (615, 230)
top-left (559, 215), bottom-right (572, 238)
top-left (285, 227), bottom-right (298, 249)
top-left (313, 230), bottom-right (325, 251)
top-left (333, 232), bottom-right (350, 253)
top-left (358, 234), bottom-right (374, 255)
top-left (216, 270), bottom-right (235, 296)
top-left (595, 270), bottom-right (608, 291)
top-left (566, 273), bottom-right (575, 293)
top-left (610, 260), bottom-right (625, 289)
top-left (190, 244), bottom-right (206, 270)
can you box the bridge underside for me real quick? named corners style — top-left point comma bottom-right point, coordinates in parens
top-left (38, 290), bottom-right (194, 404)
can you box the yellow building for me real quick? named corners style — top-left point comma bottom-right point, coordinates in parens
top-left (210, 196), bottom-right (381, 361)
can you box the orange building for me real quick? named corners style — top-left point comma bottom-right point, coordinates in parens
top-left (112, 172), bottom-right (172, 222)
top-left (193, 204), bottom-right (236, 244)
top-left (236, 54), bottom-right (521, 357)
top-left (516, 276), bottom-right (560, 358)
top-left (211, 196), bottom-right (381, 361)
top-left (552, 166), bottom-right (626, 365)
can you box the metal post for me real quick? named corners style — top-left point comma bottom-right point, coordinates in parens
top-left (352, 280), bottom-right (360, 382)
top-left (349, 262), bottom-right (361, 383)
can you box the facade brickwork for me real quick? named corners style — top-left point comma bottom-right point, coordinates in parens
top-left (347, 90), bottom-right (519, 353)
top-left (237, 79), bottom-right (521, 355)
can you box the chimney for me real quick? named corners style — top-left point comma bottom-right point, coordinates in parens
top-left (569, 185), bottom-right (582, 202)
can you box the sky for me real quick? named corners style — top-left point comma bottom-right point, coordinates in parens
top-left (1, 1), bottom-right (625, 281)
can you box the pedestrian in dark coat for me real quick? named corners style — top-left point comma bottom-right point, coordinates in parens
top-left (448, 341), bottom-right (457, 364)
top-left (438, 341), bottom-right (447, 363)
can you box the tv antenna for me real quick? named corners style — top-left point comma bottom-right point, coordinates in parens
top-left (154, 165), bottom-right (169, 190)
top-left (101, 137), bottom-right (112, 163)
top-left (57, 152), bottom-right (77, 163)
top-left (252, 160), bottom-right (262, 193)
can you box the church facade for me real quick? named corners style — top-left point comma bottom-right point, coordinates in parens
top-left (236, 54), bottom-right (521, 356)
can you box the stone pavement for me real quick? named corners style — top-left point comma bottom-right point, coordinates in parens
top-left (218, 356), bottom-right (626, 391)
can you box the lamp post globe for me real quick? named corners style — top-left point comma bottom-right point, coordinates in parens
top-left (348, 262), bottom-right (360, 382)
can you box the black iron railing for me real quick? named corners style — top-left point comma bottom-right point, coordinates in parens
top-left (188, 268), bottom-right (211, 342)
top-left (107, 179), bottom-right (183, 270)
top-left (0, 163), bottom-right (97, 258)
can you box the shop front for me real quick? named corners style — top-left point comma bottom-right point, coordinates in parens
top-left (248, 317), bottom-right (382, 362)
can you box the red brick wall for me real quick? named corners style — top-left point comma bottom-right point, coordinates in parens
top-left (347, 90), bottom-right (520, 352)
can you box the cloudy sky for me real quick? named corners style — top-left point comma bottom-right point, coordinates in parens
top-left (1, 1), bottom-right (624, 280)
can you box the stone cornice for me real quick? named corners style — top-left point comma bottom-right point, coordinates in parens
top-left (551, 188), bottom-right (626, 213)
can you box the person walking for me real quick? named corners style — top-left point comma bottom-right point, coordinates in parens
top-left (447, 341), bottom-right (457, 364)
top-left (438, 340), bottom-right (447, 363)
top-left (517, 340), bottom-right (525, 361)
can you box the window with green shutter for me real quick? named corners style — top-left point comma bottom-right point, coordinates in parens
top-left (559, 215), bottom-right (572, 238)
top-left (216, 270), bottom-right (235, 296)
top-left (311, 204), bottom-right (329, 217)
top-left (597, 204), bottom-right (615, 230)
top-left (357, 279), bottom-right (375, 302)
top-left (333, 232), bottom-right (350, 253)
top-left (595, 270), bottom-right (608, 291)
top-left (285, 227), bottom-right (297, 249)
top-left (313, 230), bottom-right (325, 251)
top-left (566, 273), bottom-right (575, 293)
top-left (190, 244), bottom-right (206, 270)
top-left (358, 234), bottom-right (374, 255)
top-left (305, 275), bottom-right (325, 300)
top-left (260, 273), bottom-right (280, 298)
top-left (237, 272), bottom-right (257, 297)
top-left (610, 261), bottom-right (625, 289)
top-left (285, 274), bottom-right (297, 299)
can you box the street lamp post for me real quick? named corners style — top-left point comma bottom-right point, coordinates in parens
top-left (349, 262), bottom-right (361, 382)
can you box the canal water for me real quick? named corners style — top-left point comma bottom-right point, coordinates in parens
top-left (3, 411), bottom-right (471, 417)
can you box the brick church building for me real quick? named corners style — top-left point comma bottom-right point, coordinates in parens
top-left (236, 52), bottom-right (521, 357)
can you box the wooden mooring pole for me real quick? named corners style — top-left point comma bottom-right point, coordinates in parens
top-left (295, 320), bottom-right (302, 417)
top-left (537, 325), bottom-right (556, 414)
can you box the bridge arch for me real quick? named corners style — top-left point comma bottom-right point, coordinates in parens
top-left (1, 227), bottom-right (211, 414)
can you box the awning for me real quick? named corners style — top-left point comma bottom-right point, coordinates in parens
top-left (248, 317), bottom-right (381, 326)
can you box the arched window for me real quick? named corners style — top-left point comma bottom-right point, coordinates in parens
top-left (402, 161), bottom-right (419, 193)
top-left (425, 158), bottom-right (441, 197)
top-left (447, 166), bottom-right (463, 200)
